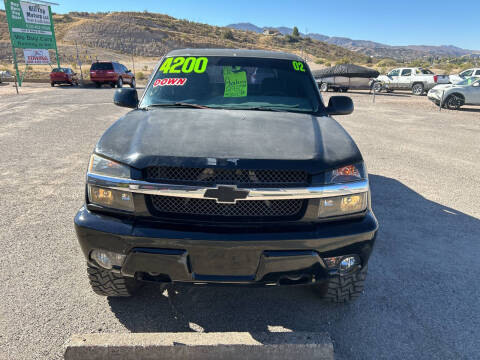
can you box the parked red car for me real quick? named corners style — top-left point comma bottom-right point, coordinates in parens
top-left (89, 61), bottom-right (136, 88)
top-left (50, 68), bottom-right (79, 86)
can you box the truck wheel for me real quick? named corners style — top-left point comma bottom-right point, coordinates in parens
top-left (117, 77), bottom-right (123, 88)
top-left (444, 94), bottom-right (464, 110)
top-left (412, 83), bottom-right (424, 96)
top-left (95, 82), bottom-right (101, 88)
top-left (87, 264), bottom-right (141, 297)
top-left (320, 82), bottom-right (328, 92)
top-left (373, 82), bottom-right (382, 92)
top-left (51, 82), bottom-right (55, 87)
top-left (313, 265), bottom-right (368, 303)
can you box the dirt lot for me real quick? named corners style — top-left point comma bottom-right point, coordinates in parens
top-left (0, 84), bottom-right (479, 360)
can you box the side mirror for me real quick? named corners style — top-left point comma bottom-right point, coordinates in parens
top-left (326, 96), bottom-right (354, 116)
top-left (127, 69), bottom-right (132, 73)
top-left (114, 88), bottom-right (139, 108)
top-left (473, 82), bottom-right (480, 87)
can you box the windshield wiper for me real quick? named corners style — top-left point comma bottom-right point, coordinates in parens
top-left (145, 102), bottom-right (210, 109)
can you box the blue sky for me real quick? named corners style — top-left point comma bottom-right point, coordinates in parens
top-left (2, 0), bottom-right (479, 49)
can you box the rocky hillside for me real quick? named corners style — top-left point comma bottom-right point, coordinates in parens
top-left (0, 10), bottom-right (370, 64)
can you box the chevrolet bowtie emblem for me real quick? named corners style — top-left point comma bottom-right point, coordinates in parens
top-left (204, 185), bottom-right (250, 204)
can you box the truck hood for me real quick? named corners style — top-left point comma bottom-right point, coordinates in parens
top-left (95, 108), bottom-right (362, 174)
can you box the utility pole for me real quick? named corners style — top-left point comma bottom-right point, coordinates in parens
top-left (128, 14), bottom-right (136, 75)
top-left (74, 40), bottom-right (83, 80)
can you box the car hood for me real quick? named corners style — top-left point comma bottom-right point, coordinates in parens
top-left (95, 108), bottom-right (362, 174)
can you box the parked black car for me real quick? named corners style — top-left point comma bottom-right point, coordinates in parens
top-left (75, 49), bottom-right (378, 303)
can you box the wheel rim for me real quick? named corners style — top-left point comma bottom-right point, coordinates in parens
top-left (320, 83), bottom-right (327, 92)
top-left (447, 96), bottom-right (461, 109)
top-left (413, 85), bottom-right (422, 95)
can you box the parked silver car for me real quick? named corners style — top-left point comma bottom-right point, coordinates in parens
top-left (428, 77), bottom-right (480, 110)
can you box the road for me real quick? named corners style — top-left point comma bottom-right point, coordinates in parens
top-left (0, 83), bottom-right (479, 359)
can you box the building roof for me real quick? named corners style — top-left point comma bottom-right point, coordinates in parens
top-left (166, 48), bottom-right (303, 61)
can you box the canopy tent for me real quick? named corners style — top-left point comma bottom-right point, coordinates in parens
top-left (312, 64), bottom-right (379, 79)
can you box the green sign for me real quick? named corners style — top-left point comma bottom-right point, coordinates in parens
top-left (5, 0), bottom-right (57, 49)
top-left (223, 66), bottom-right (247, 98)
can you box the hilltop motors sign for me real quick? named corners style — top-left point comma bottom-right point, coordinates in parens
top-left (23, 48), bottom-right (50, 64)
top-left (5, 0), bottom-right (57, 49)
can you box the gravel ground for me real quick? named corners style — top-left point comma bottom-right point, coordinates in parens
top-left (0, 84), bottom-right (479, 360)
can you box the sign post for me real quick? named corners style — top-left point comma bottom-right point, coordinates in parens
top-left (4, 0), bottom-right (59, 86)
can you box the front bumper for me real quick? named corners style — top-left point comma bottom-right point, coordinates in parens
top-left (74, 207), bottom-right (378, 285)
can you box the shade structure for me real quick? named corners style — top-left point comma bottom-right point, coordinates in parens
top-left (312, 64), bottom-right (379, 79)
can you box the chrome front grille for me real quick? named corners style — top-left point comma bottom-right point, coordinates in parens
top-left (144, 167), bottom-right (308, 187)
top-left (149, 195), bottom-right (305, 220)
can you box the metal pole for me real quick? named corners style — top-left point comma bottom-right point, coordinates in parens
top-left (11, 46), bottom-right (21, 87)
top-left (14, 73), bottom-right (19, 94)
top-left (75, 40), bottom-right (83, 80)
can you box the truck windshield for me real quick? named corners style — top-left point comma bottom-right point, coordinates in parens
top-left (140, 56), bottom-right (323, 114)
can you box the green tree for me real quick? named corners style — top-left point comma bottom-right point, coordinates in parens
top-left (292, 26), bottom-right (300, 37)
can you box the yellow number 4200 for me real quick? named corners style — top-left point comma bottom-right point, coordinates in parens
top-left (159, 57), bottom-right (209, 74)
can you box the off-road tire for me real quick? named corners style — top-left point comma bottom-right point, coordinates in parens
top-left (95, 82), bottom-right (101, 88)
top-left (87, 264), bottom-right (140, 297)
top-left (412, 83), bottom-right (424, 96)
top-left (313, 265), bottom-right (368, 303)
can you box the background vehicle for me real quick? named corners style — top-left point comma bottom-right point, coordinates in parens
top-left (89, 61), bottom-right (135, 88)
top-left (75, 49), bottom-right (378, 303)
top-left (50, 68), bottom-right (79, 86)
top-left (428, 77), bottom-right (480, 110)
top-left (313, 64), bottom-right (379, 92)
top-left (375, 67), bottom-right (449, 95)
top-left (449, 68), bottom-right (480, 84)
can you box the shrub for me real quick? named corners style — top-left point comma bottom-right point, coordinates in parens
top-left (222, 30), bottom-right (234, 40)
top-left (136, 71), bottom-right (145, 80)
top-left (292, 26), bottom-right (300, 37)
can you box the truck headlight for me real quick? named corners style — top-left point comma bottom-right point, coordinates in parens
top-left (88, 154), bottom-right (131, 178)
top-left (319, 163), bottom-right (368, 218)
top-left (318, 193), bottom-right (368, 218)
top-left (87, 154), bottom-right (134, 211)
top-left (88, 185), bottom-right (134, 212)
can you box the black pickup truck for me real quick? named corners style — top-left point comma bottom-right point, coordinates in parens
top-left (74, 49), bottom-right (378, 303)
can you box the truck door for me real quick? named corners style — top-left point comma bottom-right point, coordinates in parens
top-left (386, 69), bottom-right (400, 89)
top-left (399, 68), bottom-right (413, 89)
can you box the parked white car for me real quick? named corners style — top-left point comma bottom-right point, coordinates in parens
top-left (449, 68), bottom-right (480, 84)
top-left (375, 67), bottom-right (450, 95)
top-left (427, 77), bottom-right (480, 110)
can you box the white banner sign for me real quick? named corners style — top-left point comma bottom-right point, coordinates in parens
top-left (20, 1), bottom-right (51, 26)
top-left (23, 49), bottom-right (50, 64)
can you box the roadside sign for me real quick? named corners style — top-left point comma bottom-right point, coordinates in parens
top-left (24, 48), bottom-right (50, 64)
top-left (5, 0), bottom-right (57, 49)
top-left (4, 0), bottom-right (60, 86)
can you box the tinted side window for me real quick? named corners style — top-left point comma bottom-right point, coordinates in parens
top-left (460, 70), bottom-right (473, 77)
top-left (474, 70), bottom-right (480, 76)
top-left (401, 69), bottom-right (412, 76)
top-left (388, 69), bottom-right (400, 76)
